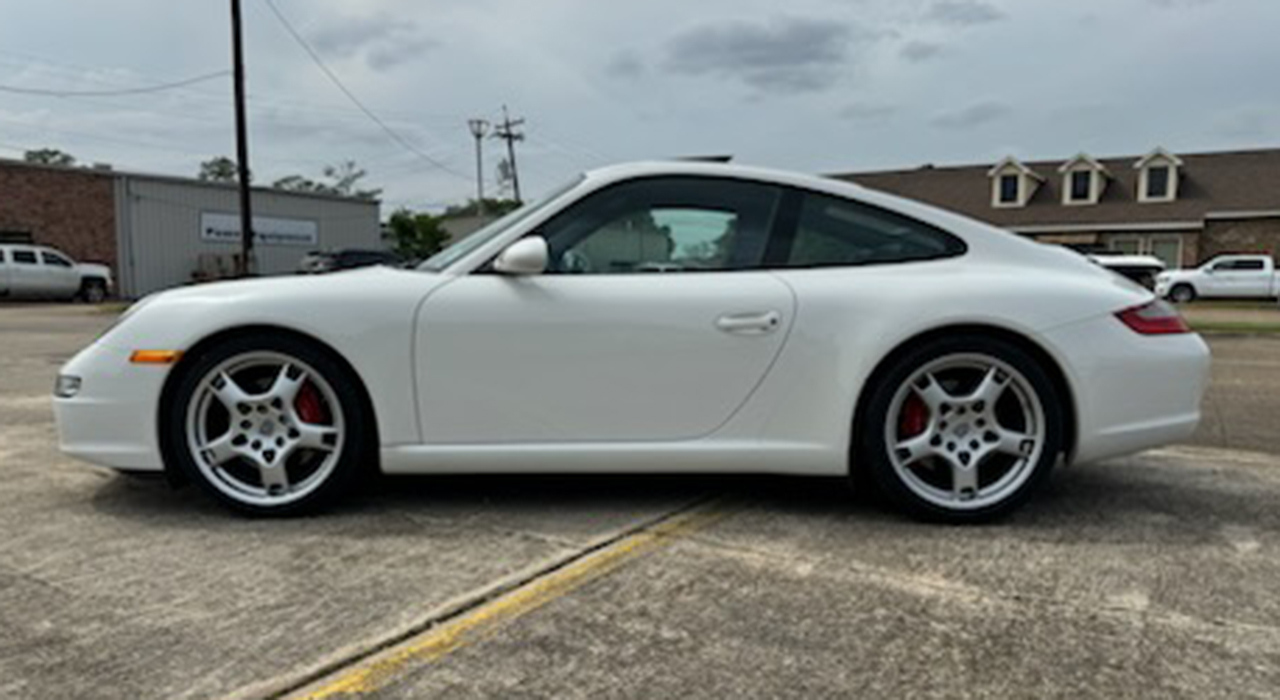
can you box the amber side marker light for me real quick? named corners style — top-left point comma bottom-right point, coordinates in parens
top-left (1115, 300), bottom-right (1191, 335)
top-left (129, 350), bottom-right (184, 364)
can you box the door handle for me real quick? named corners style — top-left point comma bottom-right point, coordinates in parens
top-left (715, 310), bottom-right (782, 335)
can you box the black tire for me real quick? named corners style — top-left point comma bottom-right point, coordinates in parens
top-left (80, 279), bottom-right (107, 304)
top-left (161, 332), bottom-right (372, 516)
top-left (856, 334), bottom-right (1064, 523)
top-left (1168, 284), bottom-right (1196, 304)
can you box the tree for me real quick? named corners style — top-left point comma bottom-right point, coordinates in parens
top-left (271, 174), bottom-right (328, 193)
top-left (272, 160), bottom-right (381, 199)
top-left (385, 208), bottom-right (450, 260)
top-left (322, 160), bottom-right (381, 200)
top-left (24, 148), bottom-right (75, 167)
top-left (442, 198), bottom-right (520, 219)
top-left (198, 156), bottom-right (247, 183)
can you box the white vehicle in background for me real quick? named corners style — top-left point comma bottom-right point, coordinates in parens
top-left (0, 244), bottom-right (113, 303)
top-left (1155, 254), bottom-right (1280, 303)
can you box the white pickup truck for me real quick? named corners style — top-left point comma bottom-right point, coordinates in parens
top-left (0, 244), bottom-right (113, 303)
top-left (1155, 254), bottom-right (1280, 303)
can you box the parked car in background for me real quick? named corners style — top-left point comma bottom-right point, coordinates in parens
top-left (1155, 254), bottom-right (1279, 302)
top-left (0, 244), bottom-right (113, 302)
top-left (1086, 253), bottom-right (1167, 290)
top-left (297, 249), bottom-right (402, 274)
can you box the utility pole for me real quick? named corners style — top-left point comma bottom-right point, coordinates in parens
top-left (466, 118), bottom-right (489, 216)
top-left (230, 0), bottom-right (254, 275)
top-left (492, 105), bottom-right (525, 204)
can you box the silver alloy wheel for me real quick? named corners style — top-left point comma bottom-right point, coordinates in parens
top-left (883, 353), bottom-right (1046, 511)
top-left (185, 351), bottom-right (345, 508)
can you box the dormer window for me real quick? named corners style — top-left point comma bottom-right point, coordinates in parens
top-left (1135, 147), bottom-right (1182, 203)
top-left (998, 174), bottom-right (1019, 204)
top-left (1058, 153), bottom-right (1108, 206)
top-left (988, 156), bottom-right (1042, 208)
top-left (1145, 165), bottom-right (1170, 199)
top-left (1069, 170), bottom-right (1092, 202)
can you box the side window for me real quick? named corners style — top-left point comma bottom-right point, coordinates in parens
top-left (536, 177), bottom-right (781, 274)
top-left (1235, 259), bottom-right (1265, 271)
top-left (41, 251), bottom-right (73, 267)
top-left (12, 250), bottom-right (38, 265)
top-left (779, 192), bottom-right (966, 268)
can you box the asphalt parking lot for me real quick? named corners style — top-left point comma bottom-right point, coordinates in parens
top-left (2, 304), bottom-right (1279, 699)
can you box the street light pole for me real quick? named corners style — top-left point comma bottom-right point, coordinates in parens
top-left (230, 0), bottom-right (254, 276)
top-left (467, 118), bottom-right (489, 217)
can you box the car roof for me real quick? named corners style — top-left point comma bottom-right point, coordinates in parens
top-left (583, 161), bottom-right (873, 200)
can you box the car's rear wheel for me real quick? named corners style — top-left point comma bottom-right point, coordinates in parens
top-left (162, 334), bottom-right (370, 515)
top-left (1168, 284), bottom-right (1196, 304)
top-left (858, 335), bottom-right (1063, 522)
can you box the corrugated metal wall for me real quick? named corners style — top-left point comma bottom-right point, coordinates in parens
top-left (116, 176), bottom-right (380, 297)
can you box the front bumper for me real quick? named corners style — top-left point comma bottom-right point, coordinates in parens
top-left (1042, 314), bottom-right (1210, 465)
top-left (53, 341), bottom-right (169, 471)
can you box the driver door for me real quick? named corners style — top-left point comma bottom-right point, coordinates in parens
top-left (415, 176), bottom-right (795, 444)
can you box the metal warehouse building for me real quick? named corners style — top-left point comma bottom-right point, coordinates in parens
top-left (0, 159), bottom-right (381, 298)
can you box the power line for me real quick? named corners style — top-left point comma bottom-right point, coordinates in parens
top-left (260, 0), bottom-right (470, 182)
top-left (0, 69), bottom-right (229, 97)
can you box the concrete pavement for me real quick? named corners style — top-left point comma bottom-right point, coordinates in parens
top-left (2, 303), bottom-right (1278, 699)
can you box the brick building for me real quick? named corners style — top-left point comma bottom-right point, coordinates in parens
top-left (0, 159), bottom-right (381, 297)
top-left (834, 147), bottom-right (1280, 269)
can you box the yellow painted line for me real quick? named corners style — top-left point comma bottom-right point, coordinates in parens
top-left (288, 503), bottom-right (730, 699)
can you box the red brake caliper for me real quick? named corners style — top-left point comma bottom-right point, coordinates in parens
top-left (294, 381), bottom-right (329, 425)
top-left (899, 395), bottom-right (929, 439)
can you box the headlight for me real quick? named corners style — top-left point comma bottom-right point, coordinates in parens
top-left (54, 375), bottom-right (82, 398)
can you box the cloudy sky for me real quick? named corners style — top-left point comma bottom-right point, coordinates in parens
top-left (0, 0), bottom-right (1277, 212)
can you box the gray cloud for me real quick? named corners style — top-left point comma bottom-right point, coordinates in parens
top-left (930, 101), bottom-right (1012, 129)
top-left (309, 14), bottom-right (436, 71)
top-left (924, 0), bottom-right (1006, 26)
top-left (838, 103), bottom-right (896, 121)
top-left (605, 51), bottom-right (645, 80)
top-left (900, 40), bottom-right (944, 62)
top-left (663, 17), bottom-right (870, 94)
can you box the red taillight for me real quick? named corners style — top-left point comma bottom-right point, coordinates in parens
top-left (1115, 300), bottom-right (1191, 335)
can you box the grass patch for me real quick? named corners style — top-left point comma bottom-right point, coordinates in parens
top-left (1189, 320), bottom-right (1280, 335)
top-left (1182, 300), bottom-right (1279, 311)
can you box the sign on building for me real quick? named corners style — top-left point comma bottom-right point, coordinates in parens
top-left (200, 212), bottom-right (318, 247)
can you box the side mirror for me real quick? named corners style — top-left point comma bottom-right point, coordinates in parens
top-left (1203, 267), bottom-right (1215, 275)
top-left (493, 236), bottom-right (548, 275)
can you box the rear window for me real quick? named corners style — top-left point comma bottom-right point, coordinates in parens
top-left (776, 192), bottom-right (967, 268)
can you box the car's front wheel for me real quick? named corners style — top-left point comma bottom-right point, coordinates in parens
top-left (858, 335), bottom-right (1063, 522)
top-left (162, 333), bottom-right (371, 515)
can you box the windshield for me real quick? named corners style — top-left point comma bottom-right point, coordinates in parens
top-left (418, 174), bottom-right (586, 272)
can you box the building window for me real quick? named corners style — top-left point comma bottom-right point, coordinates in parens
top-left (1069, 171), bottom-right (1092, 202)
top-left (1135, 148), bottom-right (1182, 203)
top-left (1146, 166), bottom-right (1170, 199)
top-left (999, 174), bottom-right (1019, 204)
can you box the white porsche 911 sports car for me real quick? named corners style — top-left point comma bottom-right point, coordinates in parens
top-left (53, 162), bottom-right (1210, 521)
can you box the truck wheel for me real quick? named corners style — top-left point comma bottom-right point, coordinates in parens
top-left (80, 279), bottom-right (107, 304)
top-left (1168, 284), bottom-right (1195, 304)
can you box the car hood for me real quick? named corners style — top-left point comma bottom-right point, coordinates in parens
top-left (76, 262), bottom-right (113, 280)
top-left (144, 265), bottom-right (440, 305)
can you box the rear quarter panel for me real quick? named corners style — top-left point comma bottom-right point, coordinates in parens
top-left (713, 255), bottom-right (1150, 472)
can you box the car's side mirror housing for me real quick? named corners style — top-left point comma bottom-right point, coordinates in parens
top-left (493, 236), bottom-right (548, 275)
